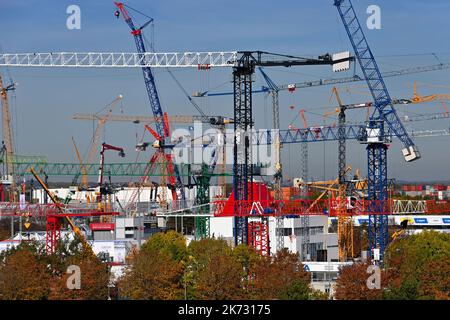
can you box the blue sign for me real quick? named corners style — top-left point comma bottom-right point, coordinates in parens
top-left (414, 218), bottom-right (428, 224)
top-left (442, 218), bottom-right (450, 224)
top-left (358, 219), bottom-right (369, 225)
top-left (303, 265), bottom-right (310, 272)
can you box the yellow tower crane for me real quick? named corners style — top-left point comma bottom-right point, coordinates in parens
top-left (30, 167), bottom-right (95, 256)
top-left (412, 81), bottom-right (450, 116)
top-left (329, 86), bottom-right (358, 261)
top-left (0, 74), bottom-right (16, 201)
top-left (79, 95), bottom-right (123, 190)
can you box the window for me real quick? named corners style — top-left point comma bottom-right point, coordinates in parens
top-left (310, 226), bottom-right (324, 235)
top-left (309, 243), bottom-right (324, 260)
top-left (293, 226), bottom-right (323, 236)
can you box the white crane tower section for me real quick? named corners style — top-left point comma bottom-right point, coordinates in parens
top-left (0, 52), bottom-right (239, 68)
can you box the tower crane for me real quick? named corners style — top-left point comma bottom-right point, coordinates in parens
top-left (412, 80), bottom-right (450, 116)
top-left (334, 0), bottom-right (421, 261)
top-left (258, 67), bottom-right (284, 252)
top-left (30, 167), bottom-right (90, 255)
top-left (331, 87), bottom-right (356, 260)
top-left (289, 109), bottom-right (311, 259)
top-left (97, 142), bottom-right (125, 218)
top-left (114, 2), bottom-right (186, 210)
top-left (0, 74), bottom-right (16, 201)
top-left (79, 95), bottom-right (123, 190)
top-left (231, 51), bottom-right (352, 249)
top-left (199, 62), bottom-right (450, 98)
top-left (0, 13), bottom-right (371, 253)
top-left (298, 109), bottom-right (311, 260)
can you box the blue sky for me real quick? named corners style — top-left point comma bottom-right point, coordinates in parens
top-left (0, 0), bottom-right (449, 182)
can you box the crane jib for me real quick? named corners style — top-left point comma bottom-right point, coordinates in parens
top-left (334, 0), bottom-right (420, 162)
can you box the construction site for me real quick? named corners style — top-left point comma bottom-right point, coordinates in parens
top-left (0, 1), bottom-right (449, 301)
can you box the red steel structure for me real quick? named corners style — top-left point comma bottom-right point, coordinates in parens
top-left (45, 210), bottom-right (119, 254)
top-left (125, 114), bottom-right (179, 211)
top-left (248, 221), bottom-right (270, 256)
top-left (214, 198), bottom-right (450, 218)
top-left (0, 202), bottom-right (119, 253)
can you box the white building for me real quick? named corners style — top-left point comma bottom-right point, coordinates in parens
top-left (268, 216), bottom-right (339, 261)
top-left (304, 261), bottom-right (353, 298)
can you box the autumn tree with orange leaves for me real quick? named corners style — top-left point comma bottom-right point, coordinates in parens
top-left (248, 249), bottom-right (314, 300)
top-left (118, 231), bottom-right (185, 300)
top-left (194, 251), bottom-right (245, 299)
top-left (0, 239), bottom-right (111, 300)
top-left (49, 255), bottom-right (109, 300)
top-left (334, 261), bottom-right (386, 300)
top-left (0, 243), bottom-right (50, 300)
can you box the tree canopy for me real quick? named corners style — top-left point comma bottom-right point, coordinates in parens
top-left (118, 234), bottom-right (318, 300)
top-left (335, 230), bottom-right (450, 300)
top-left (0, 239), bottom-right (110, 300)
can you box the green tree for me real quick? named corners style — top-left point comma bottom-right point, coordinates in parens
top-left (188, 238), bottom-right (232, 266)
top-left (383, 230), bottom-right (450, 300)
top-left (141, 230), bottom-right (187, 262)
top-left (232, 244), bottom-right (261, 282)
top-left (282, 279), bottom-right (311, 300)
top-left (187, 238), bottom-right (243, 299)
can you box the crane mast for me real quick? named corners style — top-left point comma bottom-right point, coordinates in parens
top-left (299, 109), bottom-right (310, 260)
top-left (258, 67), bottom-right (283, 252)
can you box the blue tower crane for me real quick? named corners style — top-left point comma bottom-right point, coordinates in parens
top-left (333, 0), bottom-right (421, 261)
top-left (114, 2), bottom-right (164, 137)
top-left (115, 2), bottom-right (186, 205)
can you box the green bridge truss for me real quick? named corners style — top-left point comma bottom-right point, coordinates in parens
top-left (12, 162), bottom-right (231, 177)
